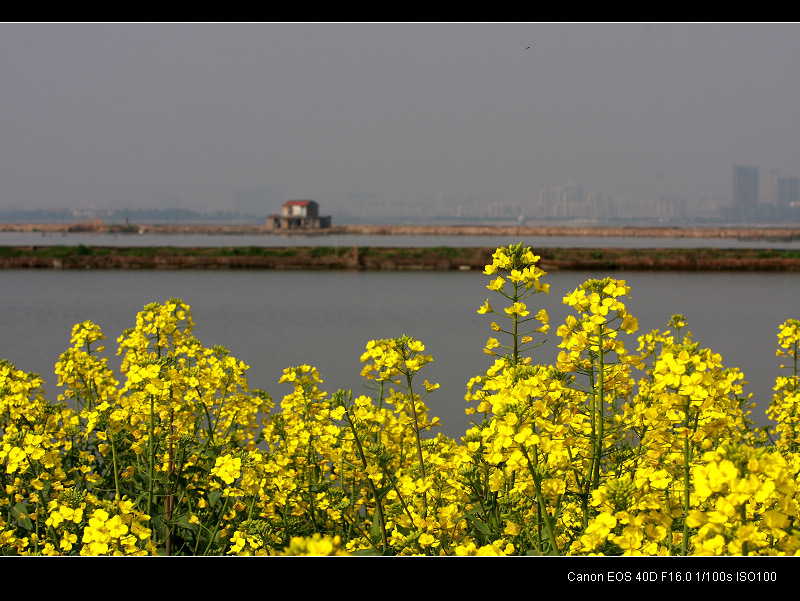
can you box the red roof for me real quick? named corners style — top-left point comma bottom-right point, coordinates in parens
top-left (283, 200), bottom-right (315, 206)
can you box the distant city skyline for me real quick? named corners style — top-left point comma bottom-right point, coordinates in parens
top-left (3, 159), bottom-right (799, 226)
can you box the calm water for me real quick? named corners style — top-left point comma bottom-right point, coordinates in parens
top-left (3, 230), bottom-right (800, 249)
top-left (1, 267), bottom-right (796, 438)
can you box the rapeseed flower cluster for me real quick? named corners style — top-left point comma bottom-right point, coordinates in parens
top-left (1, 244), bottom-right (798, 555)
top-left (768, 319), bottom-right (800, 455)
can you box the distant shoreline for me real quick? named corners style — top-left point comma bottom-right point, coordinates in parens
top-left (1, 245), bottom-right (799, 272)
top-left (2, 222), bottom-right (800, 242)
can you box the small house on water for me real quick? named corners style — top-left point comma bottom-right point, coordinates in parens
top-left (266, 200), bottom-right (332, 230)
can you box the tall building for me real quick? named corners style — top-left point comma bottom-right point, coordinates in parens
top-left (732, 165), bottom-right (759, 208)
top-left (538, 182), bottom-right (585, 218)
top-left (777, 177), bottom-right (799, 208)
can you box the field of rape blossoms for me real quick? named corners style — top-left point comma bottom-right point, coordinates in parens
top-left (1, 242), bottom-right (799, 556)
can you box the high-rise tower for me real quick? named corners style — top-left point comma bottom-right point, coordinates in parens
top-left (732, 165), bottom-right (759, 208)
top-left (777, 177), bottom-right (799, 208)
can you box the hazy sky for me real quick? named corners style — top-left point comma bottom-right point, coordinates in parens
top-left (2, 22), bottom-right (798, 213)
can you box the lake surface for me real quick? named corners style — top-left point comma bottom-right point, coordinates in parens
top-left (3, 230), bottom-right (800, 249)
top-left (1, 267), bottom-right (796, 438)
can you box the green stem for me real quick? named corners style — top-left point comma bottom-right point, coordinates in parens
top-left (740, 504), bottom-right (749, 556)
top-left (593, 325), bottom-right (605, 490)
top-left (405, 369), bottom-right (428, 519)
top-left (586, 363), bottom-right (597, 499)
top-left (512, 284), bottom-right (520, 364)
top-left (681, 398), bottom-right (691, 556)
top-left (203, 495), bottom-right (231, 556)
top-left (346, 410), bottom-right (388, 552)
top-left (521, 445), bottom-right (559, 555)
top-left (109, 428), bottom-right (120, 501)
top-left (147, 393), bottom-right (155, 529)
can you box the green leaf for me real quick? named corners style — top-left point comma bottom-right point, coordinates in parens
top-left (468, 517), bottom-right (492, 536)
top-left (11, 502), bottom-right (33, 531)
top-left (208, 489), bottom-right (224, 507)
top-left (370, 515), bottom-right (382, 544)
top-left (374, 478), bottom-right (397, 500)
top-left (173, 513), bottom-right (199, 536)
